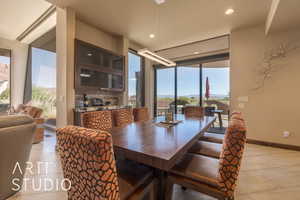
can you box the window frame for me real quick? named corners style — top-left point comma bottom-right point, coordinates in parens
top-left (128, 49), bottom-right (145, 107)
top-left (153, 53), bottom-right (229, 117)
top-left (0, 48), bottom-right (12, 110)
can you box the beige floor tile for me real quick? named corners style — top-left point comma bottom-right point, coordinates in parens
top-left (8, 191), bottom-right (67, 200)
top-left (248, 186), bottom-right (300, 200)
top-left (7, 130), bottom-right (300, 200)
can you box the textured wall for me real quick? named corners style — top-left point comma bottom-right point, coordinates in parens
top-left (231, 25), bottom-right (300, 146)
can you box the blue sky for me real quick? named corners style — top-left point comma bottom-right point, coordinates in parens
top-left (32, 47), bottom-right (56, 88)
top-left (157, 66), bottom-right (229, 96)
top-left (0, 56), bottom-right (10, 65)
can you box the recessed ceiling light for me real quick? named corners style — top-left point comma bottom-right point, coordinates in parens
top-left (194, 51), bottom-right (199, 54)
top-left (154, 0), bottom-right (166, 5)
top-left (225, 8), bottom-right (234, 15)
top-left (149, 34), bottom-right (155, 38)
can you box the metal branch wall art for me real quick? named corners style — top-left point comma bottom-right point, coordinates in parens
top-left (253, 42), bottom-right (300, 90)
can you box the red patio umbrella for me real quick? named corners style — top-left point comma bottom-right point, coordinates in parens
top-left (205, 77), bottom-right (210, 100)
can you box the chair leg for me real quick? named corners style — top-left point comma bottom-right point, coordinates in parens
top-left (165, 178), bottom-right (174, 200)
top-left (223, 197), bottom-right (234, 200)
top-left (128, 178), bottom-right (158, 200)
top-left (149, 179), bottom-right (158, 200)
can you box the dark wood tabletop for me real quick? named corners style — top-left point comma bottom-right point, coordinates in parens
top-left (111, 114), bottom-right (216, 171)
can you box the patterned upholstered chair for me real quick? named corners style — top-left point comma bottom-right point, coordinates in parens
top-left (81, 110), bottom-right (113, 131)
top-left (191, 112), bottom-right (245, 158)
top-left (183, 106), bottom-right (204, 118)
top-left (16, 104), bottom-right (44, 144)
top-left (112, 108), bottom-right (134, 127)
top-left (133, 107), bottom-right (150, 122)
top-left (166, 117), bottom-right (247, 200)
top-left (201, 112), bottom-right (244, 144)
top-left (57, 126), bottom-right (157, 200)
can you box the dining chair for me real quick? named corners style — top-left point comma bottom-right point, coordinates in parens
top-left (165, 117), bottom-right (247, 200)
top-left (201, 112), bottom-right (244, 144)
top-left (191, 112), bottom-right (245, 158)
top-left (201, 132), bottom-right (224, 144)
top-left (183, 106), bottom-right (204, 118)
top-left (133, 107), bottom-right (150, 122)
top-left (81, 110), bottom-right (113, 131)
top-left (57, 126), bottom-right (157, 200)
top-left (112, 108), bottom-right (134, 127)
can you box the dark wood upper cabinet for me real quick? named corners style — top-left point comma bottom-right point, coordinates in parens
top-left (75, 39), bottom-right (125, 92)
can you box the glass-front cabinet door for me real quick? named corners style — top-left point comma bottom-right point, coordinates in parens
top-left (75, 40), bottom-right (124, 92)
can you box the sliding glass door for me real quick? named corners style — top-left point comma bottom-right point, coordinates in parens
top-left (155, 66), bottom-right (200, 116)
top-left (202, 64), bottom-right (229, 105)
top-left (154, 59), bottom-right (230, 120)
top-left (155, 67), bottom-right (175, 116)
top-left (177, 66), bottom-right (200, 114)
top-left (202, 60), bottom-right (230, 126)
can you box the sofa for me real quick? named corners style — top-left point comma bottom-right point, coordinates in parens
top-left (0, 115), bottom-right (36, 200)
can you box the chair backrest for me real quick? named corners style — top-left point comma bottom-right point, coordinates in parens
top-left (57, 126), bottom-right (120, 200)
top-left (81, 110), bottom-right (113, 131)
top-left (17, 104), bottom-right (43, 118)
top-left (230, 111), bottom-right (243, 121)
top-left (204, 106), bottom-right (215, 116)
top-left (0, 115), bottom-right (36, 199)
top-left (133, 107), bottom-right (150, 122)
top-left (217, 115), bottom-right (247, 198)
top-left (183, 106), bottom-right (204, 118)
top-left (112, 108), bottom-right (134, 127)
top-left (205, 100), bottom-right (230, 115)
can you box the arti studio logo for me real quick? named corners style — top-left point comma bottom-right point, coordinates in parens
top-left (11, 162), bottom-right (71, 192)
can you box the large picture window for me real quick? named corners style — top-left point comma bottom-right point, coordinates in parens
top-left (154, 58), bottom-right (230, 120)
top-left (31, 47), bottom-right (56, 118)
top-left (128, 51), bottom-right (144, 107)
top-left (155, 67), bottom-right (175, 116)
top-left (177, 66), bottom-right (200, 114)
top-left (0, 48), bottom-right (11, 112)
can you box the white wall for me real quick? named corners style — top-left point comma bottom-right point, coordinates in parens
top-left (0, 37), bottom-right (28, 107)
top-left (231, 25), bottom-right (300, 146)
top-left (56, 7), bottom-right (76, 128)
top-left (76, 20), bottom-right (120, 54)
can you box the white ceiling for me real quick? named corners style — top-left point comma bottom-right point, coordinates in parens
top-left (0, 0), bottom-right (52, 40)
top-left (157, 35), bottom-right (229, 60)
top-left (47, 0), bottom-right (273, 50)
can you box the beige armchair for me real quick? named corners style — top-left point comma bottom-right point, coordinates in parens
top-left (0, 115), bottom-right (36, 200)
top-left (15, 104), bottom-right (44, 144)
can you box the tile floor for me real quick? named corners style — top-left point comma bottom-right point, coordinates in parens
top-left (8, 130), bottom-right (300, 200)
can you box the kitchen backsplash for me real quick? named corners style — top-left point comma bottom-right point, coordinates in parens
top-left (75, 91), bottom-right (122, 107)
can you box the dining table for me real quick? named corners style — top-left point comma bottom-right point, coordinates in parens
top-left (111, 114), bottom-right (216, 200)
